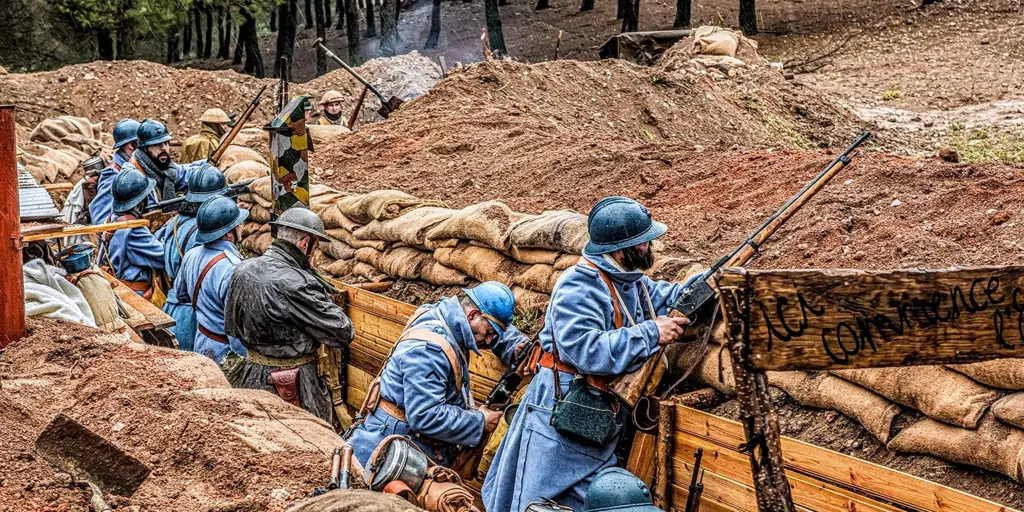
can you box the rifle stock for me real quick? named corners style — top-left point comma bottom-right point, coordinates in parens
top-left (208, 85), bottom-right (267, 166)
top-left (611, 132), bottom-right (871, 408)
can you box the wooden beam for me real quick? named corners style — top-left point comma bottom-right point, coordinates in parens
top-left (42, 183), bottom-right (75, 193)
top-left (627, 431), bottom-right (657, 488)
top-left (674, 405), bottom-right (1015, 512)
top-left (717, 266), bottom-right (1024, 371)
top-left (21, 219), bottom-right (150, 242)
top-left (99, 269), bottom-right (175, 331)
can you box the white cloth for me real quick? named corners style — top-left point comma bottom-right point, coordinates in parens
top-left (59, 180), bottom-right (91, 246)
top-left (23, 259), bottom-right (96, 327)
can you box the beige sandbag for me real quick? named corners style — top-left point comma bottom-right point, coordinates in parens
top-left (215, 145), bottom-right (269, 170)
top-left (508, 247), bottom-right (561, 265)
top-left (513, 264), bottom-right (559, 294)
top-left (434, 243), bottom-right (525, 285)
top-left (308, 124), bottom-right (353, 144)
top-left (247, 203), bottom-right (273, 224)
top-left (328, 228), bottom-right (387, 251)
top-left (419, 258), bottom-right (471, 287)
top-left (324, 258), bottom-right (357, 277)
top-left (554, 253), bottom-right (580, 270)
top-left (239, 221), bottom-right (262, 239)
top-left (947, 359), bottom-right (1024, 390)
top-left (424, 237), bottom-right (459, 251)
top-left (355, 247), bottom-right (384, 267)
top-left (242, 232), bottom-right (273, 254)
top-left (30, 116), bottom-right (102, 144)
top-left (832, 366), bottom-right (998, 429)
top-left (322, 238), bottom-right (357, 261)
top-left (353, 262), bottom-right (388, 282)
top-left (19, 153), bottom-right (60, 183)
top-left (286, 488), bottom-right (421, 512)
top-left (224, 160), bottom-right (270, 183)
top-left (991, 393), bottom-right (1024, 429)
top-left (310, 188), bottom-right (349, 216)
top-left (888, 414), bottom-right (1024, 482)
top-left (72, 271), bottom-right (126, 333)
top-left (506, 210), bottom-right (589, 254)
top-left (311, 249), bottom-right (336, 270)
top-left (513, 286), bottom-right (550, 312)
top-left (768, 371), bottom-right (900, 443)
top-left (376, 247), bottom-right (431, 280)
top-left (337, 190), bottom-right (445, 224)
top-left (354, 207), bottom-right (455, 247)
top-left (693, 343), bottom-right (736, 395)
top-left (427, 200), bottom-right (523, 251)
top-left (41, 147), bottom-right (82, 176)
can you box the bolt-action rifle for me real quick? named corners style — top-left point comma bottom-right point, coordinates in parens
top-left (140, 178), bottom-right (258, 215)
top-left (685, 448), bottom-right (704, 512)
top-left (208, 85), bottom-right (267, 166)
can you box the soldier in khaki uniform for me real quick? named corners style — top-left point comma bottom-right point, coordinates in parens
top-left (315, 90), bottom-right (346, 126)
top-left (180, 108), bottom-right (232, 163)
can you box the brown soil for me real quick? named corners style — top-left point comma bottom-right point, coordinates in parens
top-left (0, 319), bottom-right (357, 511)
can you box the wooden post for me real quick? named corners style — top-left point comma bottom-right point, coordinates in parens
top-left (724, 283), bottom-right (795, 511)
top-left (0, 105), bottom-right (25, 348)
top-left (652, 399), bottom-right (675, 510)
top-left (347, 86), bottom-right (368, 130)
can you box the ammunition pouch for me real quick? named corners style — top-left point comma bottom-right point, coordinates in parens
top-left (550, 376), bottom-right (621, 448)
top-left (268, 367), bottom-right (301, 407)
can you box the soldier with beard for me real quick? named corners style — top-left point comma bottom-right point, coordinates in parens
top-left (124, 119), bottom-right (201, 203)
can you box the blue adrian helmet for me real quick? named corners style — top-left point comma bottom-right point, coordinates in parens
top-left (584, 196), bottom-right (667, 255)
top-left (137, 119), bottom-right (172, 147)
top-left (583, 467), bottom-right (663, 512)
top-left (112, 118), bottom-right (141, 149)
top-left (196, 195), bottom-right (249, 244)
top-left (186, 163), bottom-right (228, 203)
top-left (112, 169), bottom-right (157, 214)
top-left (55, 243), bottom-right (96, 274)
top-left (463, 281), bottom-right (515, 336)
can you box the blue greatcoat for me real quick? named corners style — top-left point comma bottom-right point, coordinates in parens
top-left (482, 251), bottom-right (684, 512)
top-left (157, 214), bottom-right (201, 351)
top-left (89, 150), bottom-right (130, 225)
top-left (346, 296), bottom-right (526, 468)
top-left (176, 239), bottom-right (247, 363)
top-left (98, 215), bottom-right (165, 291)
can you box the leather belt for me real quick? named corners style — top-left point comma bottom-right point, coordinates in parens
top-left (377, 398), bottom-right (408, 422)
top-left (198, 324), bottom-right (228, 344)
top-left (537, 351), bottom-right (578, 376)
top-left (247, 351), bottom-right (316, 368)
top-left (122, 279), bottom-right (150, 293)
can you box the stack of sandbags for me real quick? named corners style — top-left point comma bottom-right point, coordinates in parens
top-left (29, 116), bottom-right (111, 155)
top-left (17, 116), bottom-right (113, 184)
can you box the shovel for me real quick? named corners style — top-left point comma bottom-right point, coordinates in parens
top-left (35, 414), bottom-right (152, 503)
top-left (312, 38), bottom-right (406, 118)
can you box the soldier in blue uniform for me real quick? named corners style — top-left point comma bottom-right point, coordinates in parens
top-left (123, 119), bottom-right (198, 202)
top-left (175, 196), bottom-right (249, 364)
top-left (483, 197), bottom-right (690, 512)
top-left (346, 281), bottom-right (528, 468)
top-left (90, 118), bottom-right (139, 224)
top-left (158, 164), bottom-right (229, 352)
top-left (97, 170), bottom-right (166, 301)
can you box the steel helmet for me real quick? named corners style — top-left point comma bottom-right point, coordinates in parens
top-left (137, 118), bottom-right (172, 147)
top-left (583, 468), bottom-right (663, 512)
top-left (112, 169), bottom-right (156, 213)
top-left (270, 206), bottom-right (330, 241)
top-left (112, 118), bottom-right (140, 149)
top-left (584, 197), bottom-right (667, 255)
top-left (463, 281), bottom-right (515, 336)
top-left (196, 195), bottom-right (249, 244)
top-left (186, 163), bottom-right (229, 203)
top-left (55, 243), bottom-right (96, 274)
top-left (199, 108), bottom-right (231, 124)
top-left (319, 90), bottom-right (344, 105)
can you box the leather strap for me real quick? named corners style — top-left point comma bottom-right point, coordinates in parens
top-left (582, 258), bottom-right (623, 329)
top-left (122, 280), bottom-right (150, 293)
top-left (377, 398), bottom-right (408, 422)
top-left (192, 253), bottom-right (228, 310)
top-left (171, 217), bottom-right (200, 259)
top-left (247, 351), bottom-right (316, 368)
top-left (198, 324), bottom-right (229, 344)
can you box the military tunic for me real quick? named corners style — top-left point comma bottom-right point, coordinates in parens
top-left (89, 150), bottom-right (129, 225)
top-left (176, 239), bottom-right (246, 363)
top-left (179, 126), bottom-right (221, 164)
top-left (97, 214), bottom-right (165, 293)
top-left (157, 214), bottom-right (202, 351)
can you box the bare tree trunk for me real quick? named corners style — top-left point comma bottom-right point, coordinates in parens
top-left (203, 4), bottom-right (213, 58)
top-left (193, 5), bottom-right (203, 57)
top-left (233, 24), bottom-right (243, 64)
top-left (166, 29), bottom-right (179, 62)
top-left (314, 0), bottom-right (327, 75)
top-left (344, 0), bottom-right (363, 64)
top-left (739, 0), bottom-right (757, 35)
top-left (97, 28), bottom-right (114, 60)
top-left (241, 7), bottom-right (264, 77)
top-left (425, 0), bottom-right (441, 49)
top-left (579, 0), bottom-right (593, 12)
top-left (380, 0), bottom-right (397, 55)
top-left (335, 0), bottom-right (345, 29)
top-left (394, 0), bottom-right (402, 42)
top-left (275, 0), bottom-right (298, 77)
top-left (484, 0), bottom-right (506, 55)
top-left (365, 0), bottom-right (377, 37)
top-left (673, 0), bottom-right (690, 27)
top-left (305, 0), bottom-right (314, 29)
top-left (325, 0), bottom-right (332, 29)
top-left (620, 0), bottom-right (637, 32)
top-left (270, 7), bottom-right (277, 31)
top-left (183, 21), bottom-right (192, 56)
top-left (217, 7), bottom-right (225, 56)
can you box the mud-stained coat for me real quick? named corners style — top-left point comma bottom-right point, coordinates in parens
top-left (157, 213), bottom-right (202, 351)
top-left (175, 239), bottom-right (246, 363)
top-left (346, 296), bottom-right (525, 468)
top-left (89, 150), bottom-right (129, 225)
top-left (224, 239), bottom-right (354, 423)
top-left (482, 252), bottom-right (684, 512)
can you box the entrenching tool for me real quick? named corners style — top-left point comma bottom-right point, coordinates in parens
top-left (312, 38), bottom-right (405, 119)
top-left (35, 414), bottom-right (151, 506)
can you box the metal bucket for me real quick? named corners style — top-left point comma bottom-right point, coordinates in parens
top-left (366, 437), bottom-right (429, 493)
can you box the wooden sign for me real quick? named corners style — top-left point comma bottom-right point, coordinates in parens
top-left (717, 266), bottom-right (1024, 371)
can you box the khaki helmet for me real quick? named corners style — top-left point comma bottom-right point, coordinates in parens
top-left (319, 90), bottom-right (345, 106)
top-left (199, 108), bottom-right (231, 124)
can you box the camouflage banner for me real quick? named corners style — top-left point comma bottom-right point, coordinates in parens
top-left (266, 95), bottom-right (313, 214)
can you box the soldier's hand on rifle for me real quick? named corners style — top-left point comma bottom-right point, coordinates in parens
top-left (479, 405), bottom-right (503, 433)
top-left (655, 316), bottom-right (690, 345)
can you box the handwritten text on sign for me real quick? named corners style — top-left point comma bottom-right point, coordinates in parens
top-left (717, 267), bottom-right (1024, 371)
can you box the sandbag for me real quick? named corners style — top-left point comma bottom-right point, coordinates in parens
top-left (310, 189), bottom-right (349, 216)
top-left (376, 247), bottom-right (431, 280)
top-left (506, 210), bottom-right (588, 254)
top-left (507, 247), bottom-right (561, 265)
top-left (355, 207), bottom-right (456, 247)
top-left (512, 286), bottom-right (550, 312)
top-left (328, 228), bottom-right (388, 251)
top-left (419, 258), bottom-right (471, 287)
top-left (224, 160), bottom-right (270, 183)
top-left (242, 232), bottom-right (274, 254)
top-left (322, 239), bottom-right (357, 261)
top-left (691, 26), bottom-right (758, 60)
top-left (30, 116), bottom-right (103, 145)
top-left (247, 203), bottom-right (273, 224)
top-left (434, 243), bottom-right (524, 285)
top-left (831, 366), bottom-right (998, 429)
top-left (320, 203), bottom-right (364, 232)
top-left (324, 258), bottom-right (357, 278)
top-left (768, 371), bottom-right (900, 443)
top-left (308, 124), bottom-right (353, 144)
top-left (353, 262), bottom-right (388, 282)
top-left (693, 343), bottom-right (736, 395)
top-left (311, 250), bottom-right (336, 270)
top-left (512, 264), bottom-right (559, 294)
top-left (427, 201), bottom-right (523, 251)
top-left (992, 393), bottom-right (1024, 429)
top-left (19, 153), bottom-right (60, 183)
top-left (286, 489), bottom-right (421, 512)
top-left (72, 271), bottom-right (126, 333)
top-left (215, 145), bottom-right (269, 170)
top-left (239, 221), bottom-right (262, 239)
top-left (355, 247), bottom-right (384, 267)
top-left (553, 253), bottom-right (580, 271)
top-left (337, 190), bottom-right (445, 224)
top-left (947, 359), bottom-right (1024, 390)
top-left (888, 414), bottom-right (1024, 482)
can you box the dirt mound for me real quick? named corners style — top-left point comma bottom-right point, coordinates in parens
top-left (0, 319), bottom-right (360, 511)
